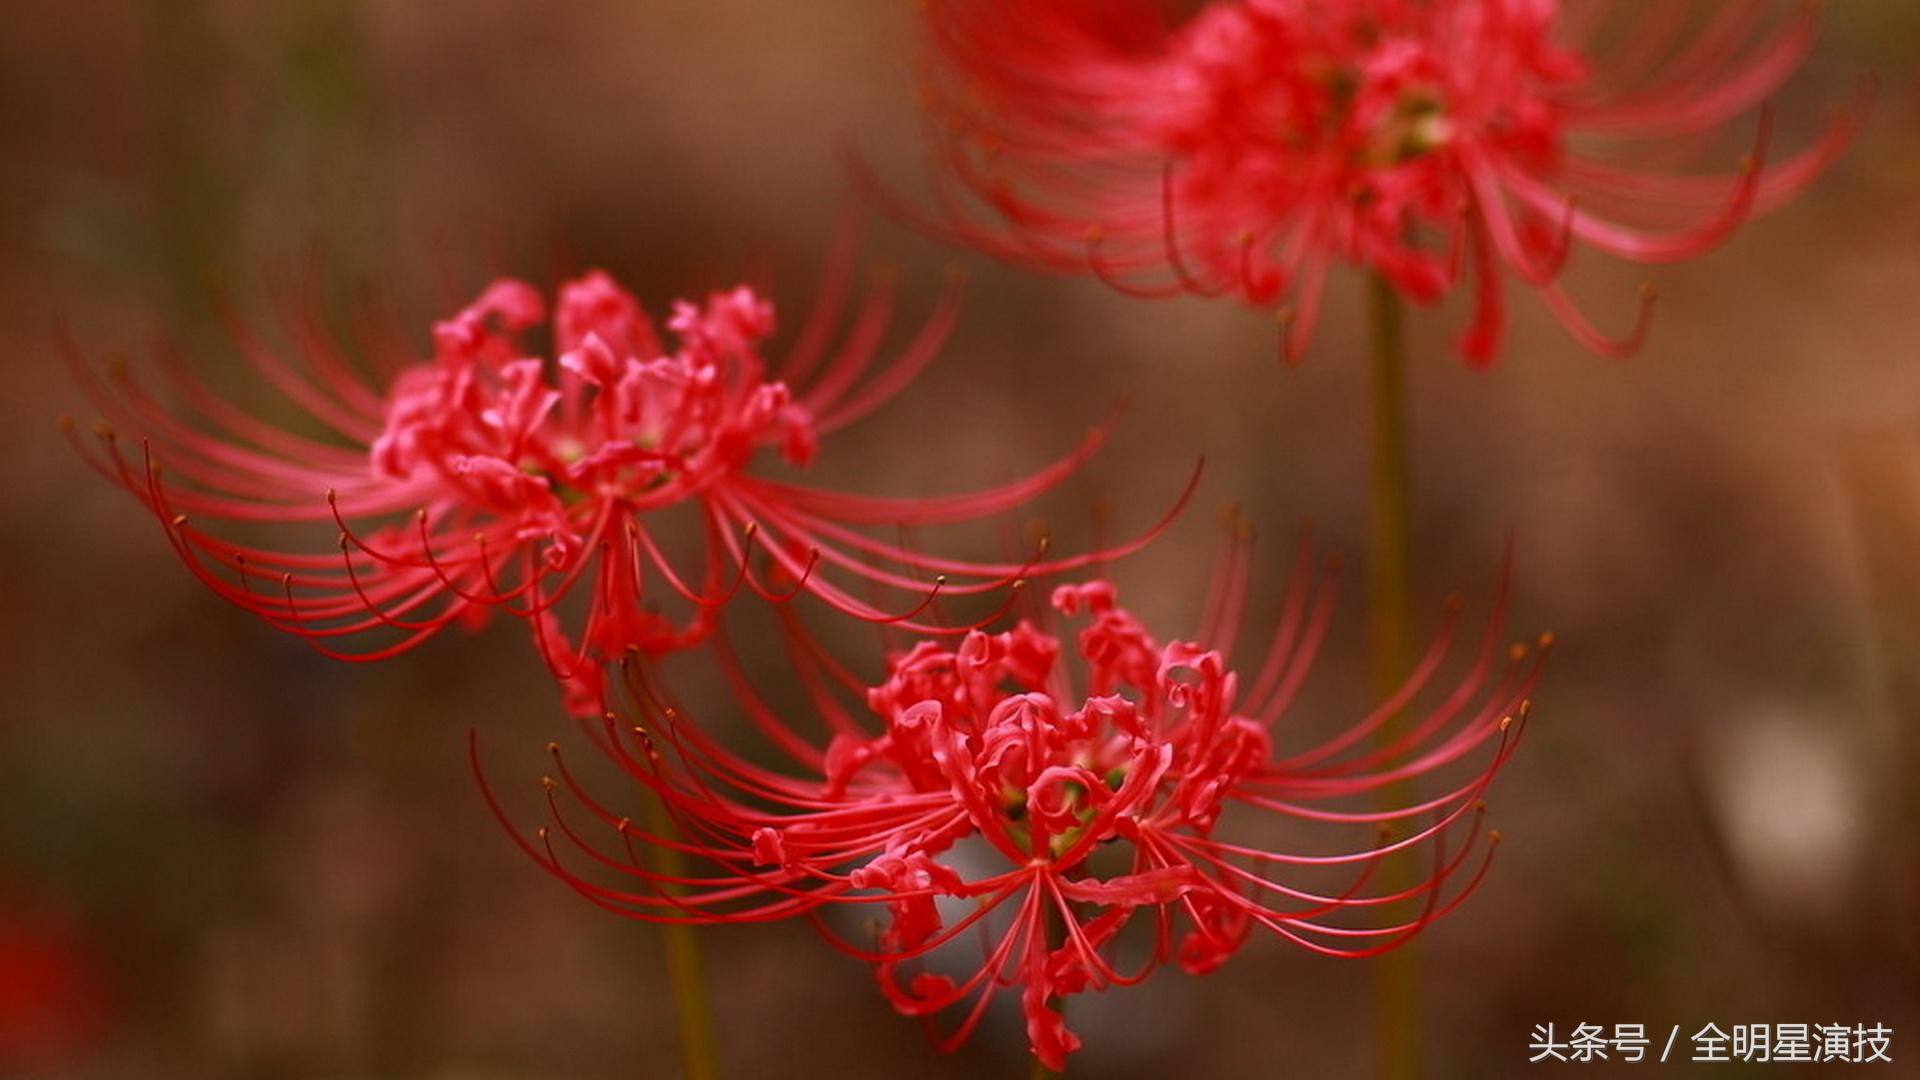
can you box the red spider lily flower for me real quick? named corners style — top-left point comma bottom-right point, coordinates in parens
top-left (869, 0), bottom-right (1865, 365)
top-left (486, 530), bottom-right (1544, 1069)
top-left (65, 235), bottom-right (1196, 713)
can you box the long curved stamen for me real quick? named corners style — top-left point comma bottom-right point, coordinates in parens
top-left (1160, 159), bottom-right (1227, 297)
top-left (1086, 226), bottom-right (1189, 299)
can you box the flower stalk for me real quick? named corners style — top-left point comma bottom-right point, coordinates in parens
top-left (1367, 273), bottom-right (1419, 1080)
top-left (641, 790), bottom-right (723, 1080)
top-left (1031, 897), bottom-right (1067, 1080)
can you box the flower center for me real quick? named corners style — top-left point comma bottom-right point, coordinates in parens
top-left (1372, 89), bottom-right (1453, 164)
top-left (369, 275), bottom-right (817, 525)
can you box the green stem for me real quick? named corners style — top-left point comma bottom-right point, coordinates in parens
top-left (1367, 273), bottom-right (1419, 1080)
top-left (1030, 861), bottom-right (1067, 1079)
top-left (641, 792), bottom-right (723, 1080)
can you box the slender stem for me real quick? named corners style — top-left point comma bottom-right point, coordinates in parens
top-left (1366, 273), bottom-right (1419, 1080)
top-left (1029, 902), bottom-right (1066, 1080)
top-left (1838, 449), bottom-right (1920, 1011)
top-left (641, 792), bottom-right (723, 1080)
top-left (1367, 273), bottom-right (1414, 710)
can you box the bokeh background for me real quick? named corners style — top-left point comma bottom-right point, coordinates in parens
top-left (4, 2), bottom-right (1920, 1077)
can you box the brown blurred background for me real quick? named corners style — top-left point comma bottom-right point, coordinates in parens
top-left (4, 2), bottom-right (1920, 1077)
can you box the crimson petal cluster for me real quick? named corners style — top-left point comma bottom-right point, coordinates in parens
top-left (501, 534), bottom-right (1543, 1070)
top-left (883, 0), bottom-right (1862, 363)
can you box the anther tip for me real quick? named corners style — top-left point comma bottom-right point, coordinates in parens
top-left (1499, 715), bottom-right (1513, 733)
top-left (1508, 643), bottom-right (1528, 662)
top-left (546, 741), bottom-right (560, 755)
top-left (1537, 631), bottom-right (1556, 650)
top-left (1489, 829), bottom-right (1504, 845)
top-left (540, 776), bottom-right (555, 790)
top-left (1638, 282), bottom-right (1659, 303)
top-left (170, 513), bottom-right (188, 527)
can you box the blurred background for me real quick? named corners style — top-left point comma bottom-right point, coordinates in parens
top-left (3, 2), bottom-right (1919, 1077)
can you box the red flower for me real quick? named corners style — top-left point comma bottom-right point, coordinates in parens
top-left (491, 531), bottom-right (1542, 1069)
top-left (0, 896), bottom-right (107, 1068)
top-left (873, 0), bottom-right (1864, 364)
top-left (66, 235), bottom-right (1195, 713)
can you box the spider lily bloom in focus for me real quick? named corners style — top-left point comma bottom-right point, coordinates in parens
top-left (877, 0), bottom-right (1865, 364)
top-left (492, 531), bottom-right (1544, 1070)
top-left (64, 237), bottom-right (1197, 713)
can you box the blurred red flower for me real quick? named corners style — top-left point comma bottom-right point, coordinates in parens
top-left (493, 531), bottom-right (1541, 1069)
top-left (67, 235), bottom-right (1193, 713)
top-left (875, 0), bottom-right (1863, 364)
top-left (0, 896), bottom-right (106, 1068)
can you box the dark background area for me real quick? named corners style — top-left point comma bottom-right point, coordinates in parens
top-left (3, 2), bottom-right (1919, 1077)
